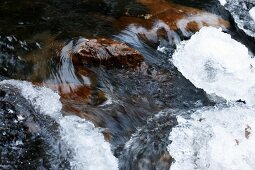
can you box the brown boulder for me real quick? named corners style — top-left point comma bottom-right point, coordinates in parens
top-left (71, 38), bottom-right (144, 68)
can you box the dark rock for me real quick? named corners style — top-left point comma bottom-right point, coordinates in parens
top-left (118, 110), bottom-right (177, 170)
top-left (0, 84), bottom-right (69, 169)
top-left (223, 0), bottom-right (255, 38)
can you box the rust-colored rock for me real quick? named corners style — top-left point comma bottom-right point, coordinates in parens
top-left (114, 0), bottom-right (229, 33)
top-left (71, 38), bottom-right (144, 68)
top-left (60, 84), bottom-right (92, 103)
top-left (61, 104), bottom-right (103, 126)
top-left (186, 21), bottom-right (200, 32)
top-left (102, 129), bottom-right (112, 142)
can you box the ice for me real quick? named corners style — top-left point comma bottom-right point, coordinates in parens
top-left (250, 7), bottom-right (255, 21)
top-left (169, 26), bottom-right (255, 169)
top-left (171, 27), bottom-right (255, 105)
top-left (168, 104), bottom-right (255, 170)
top-left (0, 80), bottom-right (62, 118)
top-left (60, 116), bottom-right (119, 170)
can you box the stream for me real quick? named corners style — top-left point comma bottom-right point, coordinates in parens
top-left (0, 0), bottom-right (255, 170)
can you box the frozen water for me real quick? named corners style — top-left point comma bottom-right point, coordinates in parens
top-left (171, 27), bottom-right (255, 105)
top-left (168, 104), bottom-right (255, 170)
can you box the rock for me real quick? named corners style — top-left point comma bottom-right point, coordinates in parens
top-left (0, 83), bottom-right (69, 169)
top-left (71, 38), bottom-right (144, 68)
top-left (118, 111), bottom-right (177, 170)
top-left (114, 0), bottom-right (229, 35)
top-left (220, 0), bottom-right (255, 38)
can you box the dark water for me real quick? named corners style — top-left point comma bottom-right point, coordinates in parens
top-left (0, 0), bottom-right (255, 169)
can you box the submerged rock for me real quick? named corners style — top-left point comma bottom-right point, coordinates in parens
top-left (0, 83), bottom-right (69, 169)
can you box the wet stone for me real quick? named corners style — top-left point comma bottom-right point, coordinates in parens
top-left (71, 38), bottom-right (144, 68)
top-left (223, 0), bottom-right (255, 38)
top-left (119, 110), bottom-right (177, 170)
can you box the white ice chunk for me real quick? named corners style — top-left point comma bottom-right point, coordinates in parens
top-left (168, 104), bottom-right (255, 170)
top-left (171, 27), bottom-right (255, 105)
top-left (60, 116), bottom-right (119, 170)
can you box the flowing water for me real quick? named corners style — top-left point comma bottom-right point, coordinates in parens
top-left (0, 0), bottom-right (255, 170)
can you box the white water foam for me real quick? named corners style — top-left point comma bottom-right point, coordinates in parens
top-left (168, 104), bottom-right (255, 170)
top-left (0, 80), bottom-right (118, 170)
top-left (171, 27), bottom-right (255, 105)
